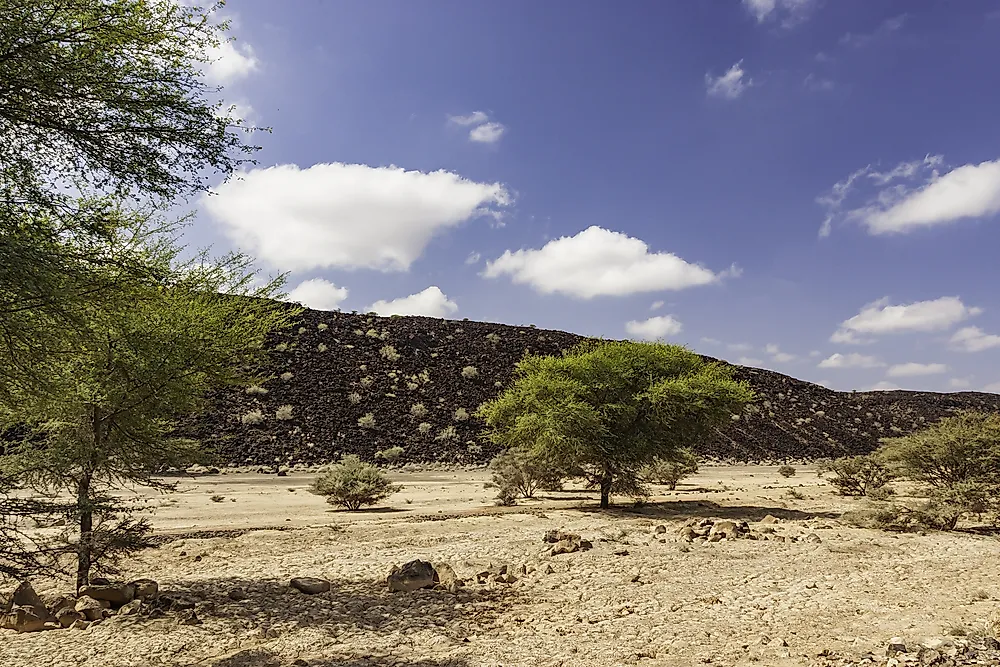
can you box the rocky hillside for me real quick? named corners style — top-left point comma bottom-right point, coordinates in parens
top-left (183, 308), bottom-right (1000, 466)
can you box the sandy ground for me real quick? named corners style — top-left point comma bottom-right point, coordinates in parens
top-left (4, 465), bottom-right (1000, 666)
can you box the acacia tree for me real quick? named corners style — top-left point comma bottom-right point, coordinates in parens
top-left (0, 211), bottom-right (294, 589)
top-left (477, 341), bottom-right (754, 508)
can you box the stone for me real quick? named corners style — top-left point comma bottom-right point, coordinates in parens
top-left (709, 520), bottom-right (739, 537)
top-left (176, 609), bottom-right (202, 625)
top-left (543, 529), bottom-right (580, 543)
top-left (654, 525), bottom-right (667, 535)
top-left (69, 619), bottom-right (91, 630)
top-left (128, 578), bottom-right (159, 601)
top-left (678, 526), bottom-right (697, 542)
top-left (46, 595), bottom-right (76, 615)
top-left (290, 577), bottom-right (331, 595)
top-left (227, 587), bottom-right (248, 601)
top-left (1, 581), bottom-right (53, 632)
top-left (760, 515), bottom-right (780, 525)
top-left (79, 583), bottom-right (134, 607)
top-left (387, 560), bottom-right (436, 593)
top-left (434, 562), bottom-right (462, 593)
top-left (56, 607), bottom-right (85, 628)
top-left (118, 599), bottom-right (143, 616)
top-left (803, 533), bottom-right (822, 544)
top-left (887, 638), bottom-right (908, 656)
top-left (75, 595), bottom-right (110, 621)
top-left (550, 538), bottom-right (580, 555)
top-left (543, 564), bottom-right (555, 575)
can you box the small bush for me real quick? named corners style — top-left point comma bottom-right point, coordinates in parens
top-left (486, 333), bottom-right (501, 344)
top-left (358, 413), bottom-right (375, 429)
top-left (317, 343), bottom-right (328, 352)
top-left (819, 454), bottom-right (896, 496)
top-left (365, 329), bottom-right (379, 338)
top-left (275, 405), bottom-right (294, 420)
top-left (375, 446), bottom-right (405, 463)
top-left (488, 448), bottom-right (566, 499)
top-left (310, 455), bottom-right (401, 510)
top-left (245, 385), bottom-right (268, 395)
top-left (359, 376), bottom-right (374, 388)
top-left (274, 342), bottom-right (288, 352)
top-left (454, 407), bottom-right (470, 422)
top-left (280, 371), bottom-right (293, 382)
top-left (317, 323), bottom-right (328, 331)
top-left (778, 465), bottom-right (796, 478)
top-left (406, 382), bottom-right (418, 391)
top-left (435, 425), bottom-right (457, 441)
top-left (461, 366), bottom-right (478, 379)
top-left (241, 409), bottom-right (265, 425)
top-left (298, 327), bottom-right (307, 334)
top-left (417, 422), bottom-right (432, 434)
top-left (210, 495), bottom-right (226, 503)
top-left (380, 345), bottom-right (401, 362)
top-left (410, 403), bottom-right (428, 418)
top-left (643, 449), bottom-right (699, 490)
top-left (347, 392), bottom-right (362, 404)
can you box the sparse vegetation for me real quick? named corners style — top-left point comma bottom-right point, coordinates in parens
top-left (348, 392), bottom-right (362, 404)
top-left (210, 495), bottom-right (226, 503)
top-left (359, 376), bottom-right (374, 388)
top-left (487, 448), bottom-right (566, 500)
top-left (310, 455), bottom-right (401, 510)
top-left (819, 454), bottom-right (896, 496)
top-left (454, 407), bottom-right (470, 421)
top-left (281, 371), bottom-right (294, 382)
top-left (410, 403), bottom-right (428, 418)
top-left (358, 413), bottom-right (376, 429)
top-left (275, 405), bottom-right (294, 421)
top-left (435, 425), bottom-right (458, 441)
top-left (241, 409), bottom-right (265, 425)
top-left (778, 465), bottom-right (796, 478)
top-left (246, 385), bottom-right (268, 395)
top-left (318, 323), bottom-right (328, 331)
top-left (317, 343), bottom-right (328, 352)
top-left (642, 449), bottom-right (699, 490)
top-left (375, 446), bottom-right (405, 463)
top-left (461, 365), bottom-right (479, 379)
top-left (418, 422), bottom-right (432, 434)
top-left (380, 345), bottom-right (401, 362)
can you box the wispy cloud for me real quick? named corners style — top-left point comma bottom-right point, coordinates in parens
top-left (840, 14), bottom-right (907, 49)
top-left (742, 0), bottom-right (818, 27)
top-left (448, 111), bottom-right (506, 144)
top-left (706, 61), bottom-right (752, 100)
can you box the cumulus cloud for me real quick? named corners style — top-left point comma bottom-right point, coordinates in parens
top-left (650, 300), bottom-right (665, 311)
top-left (818, 353), bottom-right (885, 369)
top-left (738, 357), bottom-right (764, 366)
top-left (482, 226), bottom-right (732, 299)
top-left (204, 37), bottom-right (259, 85)
top-left (706, 61), bottom-right (752, 99)
top-left (285, 278), bottom-right (349, 311)
top-left (831, 296), bottom-right (982, 344)
top-left (868, 381), bottom-right (901, 391)
top-left (742, 0), bottom-right (817, 25)
top-left (202, 163), bottom-right (510, 272)
top-left (818, 155), bottom-right (1000, 236)
top-left (950, 326), bottom-right (1000, 352)
top-left (448, 111), bottom-right (505, 143)
top-left (765, 343), bottom-right (796, 363)
top-left (949, 377), bottom-right (973, 389)
top-left (886, 362), bottom-right (948, 378)
top-left (365, 286), bottom-right (458, 318)
top-left (625, 315), bottom-right (683, 341)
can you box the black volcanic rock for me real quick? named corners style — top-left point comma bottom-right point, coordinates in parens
top-left (180, 308), bottom-right (1000, 466)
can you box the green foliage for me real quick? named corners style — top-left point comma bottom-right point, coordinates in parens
top-left (642, 449), bottom-right (699, 490)
top-left (477, 341), bottom-right (753, 508)
top-left (357, 413), bottom-right (375, 429)
top-left (417, 422), bottom-right (432, 435)
top-left (487, 448), bottom-right (566, 500)
top-left (380, 345), bottom-right (401, 362)
top-left (435, 426), bottom-right (457, 441)
top-left (347, 392), bottom-right (362, 405)
top-left (310, 455), bottom-right (401, 511)
top-left (819, 454), bottom-right (896, 496)
top-left (375, 446), bottom-right (405, 463)
top-left (778, 465), bottom-right (796, 478)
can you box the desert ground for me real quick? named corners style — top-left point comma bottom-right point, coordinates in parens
top-left (4, 465), bottom-right (1000, 667)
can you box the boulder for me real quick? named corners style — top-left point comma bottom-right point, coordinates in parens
top-left (678, 526), bottom-right (697, 542)
top-left (128, 578), bottom-right (159, 601)
top-left (759, 515), bottom-right (780, 525)
top-left (55, 607), bottom-right (85, 628)
top-left (75, 595), bottom-right (110, 621)
top-left (433, 562), bottom-right (462, 593)
top-left (79, 583), bottom-right (134, 607)
top-left (176, 609), bottom-right (202, 626)
top-left (118, 599), bottom-right (143, 616)
top-left (1, 581), bottom-right (53, 633)
top-left (387, 560), bottom-right (436, 593)
top-left (290, 577), bottom-right (330, 595)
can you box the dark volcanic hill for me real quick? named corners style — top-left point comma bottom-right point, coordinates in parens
top-left (184, 308), bottom-right (1000, 467)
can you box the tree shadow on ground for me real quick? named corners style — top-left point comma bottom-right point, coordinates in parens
top-left (571, 499), bottom-right (840, 522)
top-left (121, 574), bottom-right (516, 642)
top-left (208, 647), bottom-right (467, 667)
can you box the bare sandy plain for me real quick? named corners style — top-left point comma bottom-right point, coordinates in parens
top-left (4, 465), bottom-right (1000, 667)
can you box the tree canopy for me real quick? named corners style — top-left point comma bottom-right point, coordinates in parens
top-left (477, 340), bottom-right (754, 507)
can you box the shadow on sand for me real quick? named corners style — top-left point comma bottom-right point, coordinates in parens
top-left (209, 648), bottom-right (467, 667)
top-left (572, 499), bottom-right (840, 522)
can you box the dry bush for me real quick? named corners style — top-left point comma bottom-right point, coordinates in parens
top-left (487, 448), bottom-right (566, 500)
top-left (357, 413), bottom-right (375, 428)
top-left (310, 455), bottom-right (401, 510)
top-left (819, 454), bottom-right (896, 496)
top-left (241, 409), bottom-right (264, 425)
top-left (778, 465), bottom-right (796, 478)
top-left (375, 446), bottom-right (405, 463)
top-left (642, 449), bottom-right (698, 490)
top-left (275, 405), bottom-right (294, 420)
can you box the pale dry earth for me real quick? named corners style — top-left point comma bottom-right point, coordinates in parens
top-left (4, 465), bottom-right (1000, 667)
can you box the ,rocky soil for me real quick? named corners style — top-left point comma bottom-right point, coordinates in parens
top-left (180, 307), bottom-right (1000, 467)
top-left (4, 466), bottom-right (1000, 666)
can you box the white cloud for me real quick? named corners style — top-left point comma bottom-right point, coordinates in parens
top-left (706, 61), bottom-right (752, 99)
top-left (447, 111), bottom-right (489, 126)
top-left (204, 38), bottom-right (259, 85)
top-left (984, 382), bottom-right (1000, 393)
top-left (216, 100), bottom-right (257, 125)
top-left (742, 0), bottom-right (817, 25)
top-left (950, 326), bottom-right (1000, 353)
top-left (868, 381), bottom-right (901, 391)
top-left (728, 342), bottom-right (753, 352)
top-left (803, 73), bottom-right (835, 92)
top-left (625, 315), bottom-right (683, 341)
top-left (765, 343), bottom-right (796, 363)
top-left (650, 300), bottom-right (665, 311)
top-left (465, 251), bottom-right (481, 265)
top-left (700, 337), bottom-right (721, 345)
top-left (818, 155), bottom-right (1000, 236)
top-left (949, 377), bottom-right (973, 389)
top-left (482, 226), bottom-right (731, 299)
top-left (738, 357), bottom-right (764, 366)
top-left (809, 350), bottom-right (821, 357)
top-left (285, 278), bottom-right (349, 311)
top-left (818, 353), bottom-right (885, 369)
top-left (469, 122), bottom-right (505, 144)
top-left (365, 286), bottom-right (458, 318)
top-left (886, 362), bottom-right (948, 378)
top-left (203, 163), bottom-right (510, 272)
top-left (831, 296), bottom-right (982, 343)
top-left (840, 14), bottom-right (907, 49)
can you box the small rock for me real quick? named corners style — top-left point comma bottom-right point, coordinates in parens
top-left (176, 609), bottom-right (202, 626)
top-left (387, 560), bottom-right (436, 593)
top-left (550, 538), bottom-right (580, 555)
top-left (227, 588), bottom-right (248, 601)
top-left (543, 564), bottom-right (555, 575)
top-left (69, 619), bottom-right (91, 631)
top-left (128, 578), bottom-right (159, 601)
top-left (654, 525), bottom-right (667, 535)
top-left (759, 515), bottom-right (780, 525)
top-left (803, 533), bottom-right (822, 544)
top-left (709, 520), bottom-right (740, 538)
top-left (55, 608), bottom-right (85, 628)
top-left (74, 596), bottom-right (109, 621)
top-left (79, 583), bottom-right (134, 607)
top-left (118, 600), bottom-right (142, 616)
top-left (678, 526), bottom-right (697, 542)
top-left (290, 577), bottom-right (331, 595)
top-left (434, 562), bottom-right (462, 593)
top-left (887, 637), bottom-right (908, 656)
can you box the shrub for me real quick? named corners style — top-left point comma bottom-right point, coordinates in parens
top-left (241, 409), bottom-right (265, 425)
top-left (317, 323), bottom-right (328, 331)
top-left (310, 455), bottom-right (401, 510)
top-left (435, 426), bottom-right (457, 441)
top-left (410, 403), bottom-right (428, 418)
top-left (642, 449), bottom-right (699, 490)
top-left (461, 366), bottom-right (478, 379)
top-left (245, 385), bottom-right (268, 395)
top-left (280, 371), bottom-right (293, 382)
top-left (375, 446), bottom-right (405, 463)
top-left (317, 343), bottom-right (327, 352)
top-left (486, 333), bottom-right (501, 344)
top-left (406, 382), bottom-right (418, 391)
top-left (357, 413), bottom-right (375, 428)
top-left (210, 495), bottom-right (225, 503)
top-left (380, 345), bottom-right (401, 362)
top-left (819, 454), bottom-right (896, 496)
top-left (359, 376), bottom-right (374, 388)
top-left (274, 342), bottom-right (288, 352)
top-left (488, 448), bottom-right (566, 499)
top-left (417, 422), bottom-right (432, 434)
top-left (454, 407), bottom-right (470, 422)
top-left (347, 392), bottom-right (362, 404)
top-left (778, 465), bottom-right (796, 478)
top-left (298, 327), bottom-right (307, 335)
top-left (365, 329), bottom-right (378, 338)
top-left (275, 405), bottom-right (294, 420)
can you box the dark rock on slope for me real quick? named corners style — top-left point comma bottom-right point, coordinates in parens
top-left (181, 308), bottom-right (1000, 466)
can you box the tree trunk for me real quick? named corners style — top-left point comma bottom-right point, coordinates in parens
top-left (76, 474), bottom-right (92, 592)
top-left (599, 473), bottom-right (612, 509)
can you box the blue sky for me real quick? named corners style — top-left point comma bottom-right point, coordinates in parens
top-left (191, 0), bottom-right (1000, 393)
